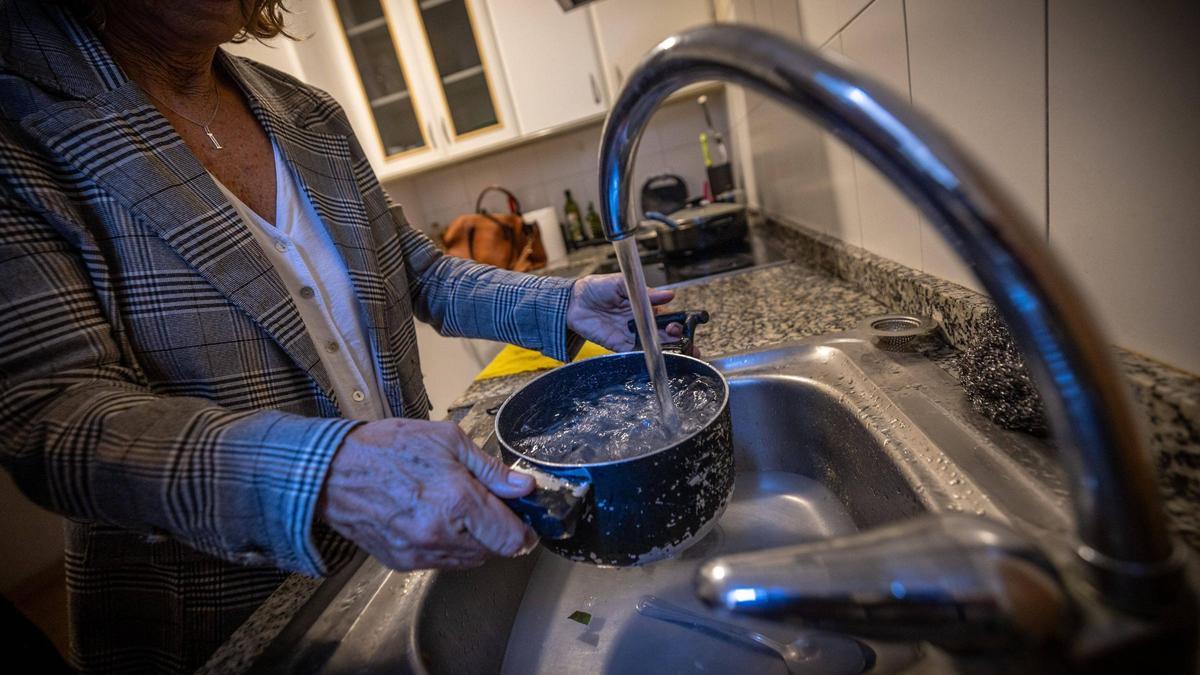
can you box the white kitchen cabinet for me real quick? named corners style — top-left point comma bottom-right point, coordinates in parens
top-left (588, 0), bottom-right (715, 100)
top-left (396, 0), bottom-right (518, 160)
top-left (306, 0), bottom-right (516, 178)
top-left (485, 0), bottom-right (608, 134)
top-left (327, 0), bottom-right (438, 162)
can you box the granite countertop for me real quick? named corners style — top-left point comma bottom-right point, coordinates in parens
top-left (203, 219), bottom-right (1200, 672)
top-left (448, 261), bottom-right (889, 411)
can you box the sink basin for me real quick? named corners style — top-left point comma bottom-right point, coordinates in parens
top-left (251, 334), bottom-right (1073, 674)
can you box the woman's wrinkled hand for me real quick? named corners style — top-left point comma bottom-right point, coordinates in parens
top-left (566, 274), bottom-right (683, 352)
top-left (320, 418), bottom-right (537, 571)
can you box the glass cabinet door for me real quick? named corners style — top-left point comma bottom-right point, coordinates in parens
top-left (414, 0), bottom-right (501, 137)
top-left (333, 0), bottom-right (428, 156)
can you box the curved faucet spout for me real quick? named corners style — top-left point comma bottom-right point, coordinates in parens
top-left (597, 24), bottom-right (1186, 612)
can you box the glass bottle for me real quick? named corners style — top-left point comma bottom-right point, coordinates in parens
top-left (564, 190), bottom-right (584, 242)
top-left (585, 201), bottom-right (603, 240)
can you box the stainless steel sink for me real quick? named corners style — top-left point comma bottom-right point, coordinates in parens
top-left (252, 332), bottom-right (1074, 674)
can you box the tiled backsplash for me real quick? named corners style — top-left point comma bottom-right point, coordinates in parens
top-left (722, 0), bottom-right (1199, 376)
top-left (384, 91), bottom-right (730, 236)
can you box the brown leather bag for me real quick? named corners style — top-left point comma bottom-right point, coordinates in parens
top-left (443, 186), bottom-right (547, 272)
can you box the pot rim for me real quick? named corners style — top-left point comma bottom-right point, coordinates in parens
top-left (493, 351), bottom-right (730, 469)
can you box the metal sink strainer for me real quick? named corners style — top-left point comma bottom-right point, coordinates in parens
top-left (859, 314), bottom-right (938, 351)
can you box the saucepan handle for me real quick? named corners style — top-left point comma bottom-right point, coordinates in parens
top-left (627, 310), bottom-right (710, 356)
top-left (502, 459), bottom-right (591, 540)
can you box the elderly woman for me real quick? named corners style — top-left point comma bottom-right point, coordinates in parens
top-left (0, 0), bottom-right (677, 671)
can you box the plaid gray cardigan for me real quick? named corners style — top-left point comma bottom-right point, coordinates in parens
top-left (0, 2), bottom-right (576, 671)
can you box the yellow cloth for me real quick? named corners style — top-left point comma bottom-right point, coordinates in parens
top-left (474, 341), bottom-right (612, 381)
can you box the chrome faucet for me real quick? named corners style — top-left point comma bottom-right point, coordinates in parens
top-left (598, 24), bottom-right (1194, 664)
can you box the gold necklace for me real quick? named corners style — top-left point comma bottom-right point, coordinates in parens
top-left (146, 80), bottom-right (223, 150)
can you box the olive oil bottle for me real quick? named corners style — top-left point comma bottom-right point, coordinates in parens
top-left (585, 201), bottom-right (603, 240)
top-left (563, 190), bottom-right (584, 242)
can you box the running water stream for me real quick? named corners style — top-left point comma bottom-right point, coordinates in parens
top-left (613, 237), bottom-right (681, 433)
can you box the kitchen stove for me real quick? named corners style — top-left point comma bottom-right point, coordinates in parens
top-left (592, 228), bottom-right (785, 288)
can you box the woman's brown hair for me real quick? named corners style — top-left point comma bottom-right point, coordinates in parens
top-left (60, 1), bottom-right (296, 43)
top-left (235, 0), bottom-right (295, 43)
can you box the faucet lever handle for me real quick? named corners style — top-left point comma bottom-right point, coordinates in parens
top-left (695, 514), bottom-right (1070, 650)
top-left (627, 310), bottom-right (710, 356)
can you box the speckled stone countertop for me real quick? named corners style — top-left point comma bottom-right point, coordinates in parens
top-left (447, 260), bottom-right (890, 411)
top-left (202, 218), bottom-right (1200, 672)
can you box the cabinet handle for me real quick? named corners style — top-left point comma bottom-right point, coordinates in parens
top-left (615, 65), bottom-right (623, 86)
top-left (440, 118), bottom-right (452, 144)
top-left (589, 73), bottom-right (601, 104)
top-left (427, 121), bottom-right (438, 148)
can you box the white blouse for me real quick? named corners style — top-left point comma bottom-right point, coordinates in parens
top-left (212, 144), bottom-right (390, 421)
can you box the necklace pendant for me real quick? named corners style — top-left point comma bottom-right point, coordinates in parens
top-left (203, 126), bottom-right (223, 150)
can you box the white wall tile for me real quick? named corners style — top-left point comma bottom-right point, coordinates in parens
top-left (1048, 0), bottom-right (1200, 374)
top-left (906, 0), bottom-right (1045, 293)
top-left (741, 0), bottom-right (830, 230)
top-left (382, 177), bottom-right (428, 232)
top-left (566, 170), bottom-right (603, 216)
top-left (819, 35), bottom-right (862, 246)
top-left (534, 134), bottom-right (592, 187)
top-left (789, 122), bottom-right (842, 233)
top-left (649, 99), bottom-right (707, 152)
top-left (510, 183), bottom-right (550, 214)
top-left (839, 0), bottom-right (922, 270)
top-left (754, 0), bottom-right (803, 40)
top-left (415, 166), bottom-right (468, 212)
top-left (840, 0), bottom-right (873, 26)
top-left (919, 222), bottom-right (978, 290)
top-left (797, 0), bottom-right (845, 45)
top-left (724, 85), bottom-right (759, 206)
top-left (630, 149), bottom-right (673, 209)
top-left (822, 131), bottom-right (861, 246)
top-left (498, 144), bottom-right (547, 193)
top-left (662, 142), bottom-right (710, 199)
top-left (459, 154), bottom-right (506, 201)
top-left (745, 94), bottom-right (804, 225)
top-left (797, 0), bottom-right (873, 46)
top-left (838, 0), bottom-right (910, 125)
top-left (428, 199), bottom-right (473, 230)
top-left (574, 129), bottom-right (603, 176)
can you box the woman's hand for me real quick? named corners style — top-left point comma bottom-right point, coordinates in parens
top-left (566, 274), bottom-right (682, 352)
top-left (321, 419), bottom-right (537, 571)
